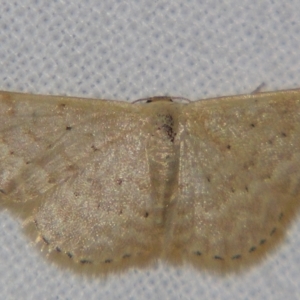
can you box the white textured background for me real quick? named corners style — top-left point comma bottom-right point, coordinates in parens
top-left (1, 1), bottom-right (300, 299)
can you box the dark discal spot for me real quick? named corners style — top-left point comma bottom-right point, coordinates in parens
top-left (55, 247), bottom-right (61, 252)
top-left (144, 212), bottom-right (149, 218)
top-left (278, 212), bottom-right (284, 221)
top-left (59, 103), bottom-right (66, 108)
top-left (231, 254), bottom-right (241, 260)
top-left (119, 209), bottom-right (123, 215)
top-left (80, 259), bottom-right (92, 264)
top-left (206, 176), bottom-right (211, 183)
top-left (47, 144), bottom-right (53, 149)
top-left (227, 145), bottom-right (231, 150)
top-left (231, 187), bottom-right (235, 193)
top-left (67, 252), bottom-right (73, 258)
top-left (194, 251), bottom-right (202, 256)
top-left (281, 132), bottom-right (287, 137)
top-left (250, 123), bottom-right (255, 128)
top-left (105, 259), bottom-right (112, 263)
top-left (260, 239), bottom-right (266, 245)
top-left (0, 189), bottom-right (6, 194)
top-left (117, 178), bottom-right (123, 185)
top-left (25, 161), bottom-right (31, 165)
top-left (74, 192), bottom-right (80, 197)
top-left (122, 254), bottom-right (131, 259)
top-left (66, 126), bottom-right (72, 130)
top-left (270, 227), bottom-right (277, 236)
top-left (10, 151), bottom-right (14, 155)
top-left (214, 255), bottom-right (223, 260)
top-left (91, 145), bottom-right (99, 151)
top-left (268, 139), bottom-right (273, 145)
top-left (249, 246), bottom-right (256, 253)
top-left (42, 236), bottom-right (50, 245)
top-left (67, 164), bottom-right (77, 172)
top-left (48, 178), bottom-right (56, 184)
top-left (245, 186), bottom-right (249, 192)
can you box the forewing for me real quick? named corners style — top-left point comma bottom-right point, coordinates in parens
top-left (173, 90), bottom-right (300, 270)
top-left (0, 91), bottom-right (160, 272)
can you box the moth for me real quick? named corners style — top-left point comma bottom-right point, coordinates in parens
top-left (0, 89), bottom-right (300, 274)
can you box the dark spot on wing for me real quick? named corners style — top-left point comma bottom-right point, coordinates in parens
top-left (66, 164), bottom-right (77, 172)
top-left (48, 177), bottom-right (56, 184)
top-left (80, 259), bottom-right (92, 264)
top-left (66, 126), bottom-right (72, 130)
top-left (249, 246), bottom-right (256, 253)
top-left (91, 145), bottom-right (99, 151)
top-left (214, 255), bottom-right (223, 260)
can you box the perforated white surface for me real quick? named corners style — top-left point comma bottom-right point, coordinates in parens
top-left (1, 1), bottom-right (300, 299)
